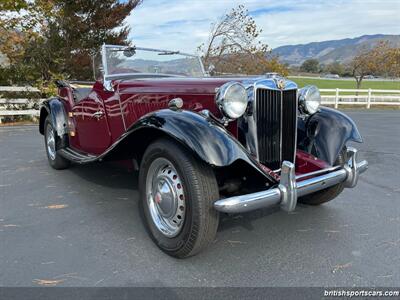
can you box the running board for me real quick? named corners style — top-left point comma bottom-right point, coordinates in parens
top-left (58, 148), bottom-right (98, 164)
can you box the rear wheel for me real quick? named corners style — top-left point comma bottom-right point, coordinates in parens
top-left (139, 138), bottom-right (219, 258)
top-left (298, 147), bottom-right (347, 205)
top-left (44, 117), bottom-right (70, 170)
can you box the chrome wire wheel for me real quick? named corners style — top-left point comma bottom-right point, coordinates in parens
top-left (145, 157), bottom-right (186, 238)
top-left (46, 124), bottom-right (56, 161)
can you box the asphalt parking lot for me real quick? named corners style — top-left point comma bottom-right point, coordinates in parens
top-left (0, 110), bottom-right (399, 287)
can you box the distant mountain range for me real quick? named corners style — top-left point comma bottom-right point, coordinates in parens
top-left (272, 34), bottom-right (400, 66)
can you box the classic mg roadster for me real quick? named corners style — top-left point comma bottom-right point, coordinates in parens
top-left (39, 44), bottom-right (368, 258)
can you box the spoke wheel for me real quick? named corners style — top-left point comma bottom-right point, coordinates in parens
top-left (146, 158), bottom-right (186, 237)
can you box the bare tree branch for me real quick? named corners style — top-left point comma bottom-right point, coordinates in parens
top-left (199, 5), bottom-right (288, 76)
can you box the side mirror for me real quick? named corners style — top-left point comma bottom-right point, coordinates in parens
top-left (207, 64), bottom-right (216, 76)
top-left (123, 47), bottom-right (136, 57)
top-left (104, 79), bottom-right (116, 92)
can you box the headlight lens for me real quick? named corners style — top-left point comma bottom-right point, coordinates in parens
top-left (216, 82), bottom-right (248, 119)
top-left (298, 85), bottom-right (321, 115)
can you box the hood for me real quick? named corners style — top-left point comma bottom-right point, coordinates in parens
top-left (116, 76), bottom-right (297, 95)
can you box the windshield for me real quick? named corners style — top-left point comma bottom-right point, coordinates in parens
top-left (102, 45), bottom-right (205, 78)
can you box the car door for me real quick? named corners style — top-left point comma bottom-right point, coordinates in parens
top-left (71, 86), bottom-right (112, 155)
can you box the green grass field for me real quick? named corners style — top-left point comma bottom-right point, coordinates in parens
top-left (289, 77), bottom-right (400, 91)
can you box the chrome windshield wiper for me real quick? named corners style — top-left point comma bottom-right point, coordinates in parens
top-left (158, 51), bottom-right (180, 55)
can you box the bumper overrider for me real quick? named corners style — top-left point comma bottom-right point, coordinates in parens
top-left (214, 147), bottom-right (368, 214)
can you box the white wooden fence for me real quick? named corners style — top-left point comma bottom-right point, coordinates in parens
top-left (320, 88), bottom-right (400, 108)
top-left (0, 86), bottom-right (45, 123)
top-left (1, 86), bottom-right (399, 123)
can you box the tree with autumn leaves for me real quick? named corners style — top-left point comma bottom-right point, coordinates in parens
top-left (349, 41), bottom-right (400, 89)
top-left (0, 0), bottom-right (141, 92)
top-left (199, 5), bottom-right (288, 76)
top-left (2, 1), bottom-right (398, 92)
top-left (2, 2), bottom-right (286, 89)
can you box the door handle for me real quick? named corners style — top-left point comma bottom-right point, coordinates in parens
top-left (92, 110), bottom-right (105, 119)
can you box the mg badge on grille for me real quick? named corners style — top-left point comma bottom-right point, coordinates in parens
top-left (276, 79), bottom-right (286, 90)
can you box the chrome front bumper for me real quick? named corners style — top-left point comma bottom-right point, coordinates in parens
top-left (213, 147), bottom-right (368, 214)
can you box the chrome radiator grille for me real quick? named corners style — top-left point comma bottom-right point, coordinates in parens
top-left (255, 88), bottom-right (297, 170)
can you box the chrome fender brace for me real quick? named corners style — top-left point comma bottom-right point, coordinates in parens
top-left (279, 161), bottom-right (297, 212)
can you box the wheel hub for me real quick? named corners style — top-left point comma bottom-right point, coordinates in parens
top-left (46, 125), bottom-right (56, 160)
top-left (154, 177), bottom-right (176, 218)
top-left (146, 158), bottom-right (186, 237)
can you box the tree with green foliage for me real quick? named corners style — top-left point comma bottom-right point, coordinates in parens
top-left (0, 0), bottom-right (28, 11)
top-left (324, 61), bottom-right (345, 76)
top-left (0, 0), bottom-right (141, 93)
top-left (300, 59), bottom-right (320, 73)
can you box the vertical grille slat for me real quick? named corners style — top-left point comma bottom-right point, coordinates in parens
top-left (281, 90), bottom-right (297, 163)
top-left (256, 88), bottom-right (297, 170)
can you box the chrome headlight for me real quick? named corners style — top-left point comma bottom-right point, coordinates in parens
top-left (216, 82), bottom-right (248, 119)
top-left (298, 85), bottom-right (321, 115)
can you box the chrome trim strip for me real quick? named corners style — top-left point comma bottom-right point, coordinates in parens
top-left (105, 73), bottom-right (185, 80)
top-left (101, 44), bottom-right (109, 77)
top-left (279, 90), bottom-right (283, 163)
top-left (58, 148), bottom-right (96, 164)
top-left (252, 81), bottom-right (260, 159)
top-left (114, 81), bottom-right (127, 131)
top-left (214, 148), bottom-right (368, 214)
top-left (293, 89), bottom-right (298, 165)
top-left (118, 100), bottom-right (127, 131)
top-left (295, 166), bottom-right (342, 179)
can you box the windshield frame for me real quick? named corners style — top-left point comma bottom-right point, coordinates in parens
top-left (101, 44), bottom-right (206, 82)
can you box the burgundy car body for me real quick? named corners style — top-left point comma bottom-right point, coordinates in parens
top-left (55, 77), bottom-right (330, 177)
top-left (38, 45), bottom-right (369, 257)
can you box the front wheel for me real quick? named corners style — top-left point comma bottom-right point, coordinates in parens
top-left (139, 138), bottom-right (219, 258)
top-left (44, 117), bottom-right (70, 170)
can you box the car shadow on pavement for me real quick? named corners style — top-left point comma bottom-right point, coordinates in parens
top-left (68, 161), bottom-right (139, 190)
top-left (218, 206), bottom-right (280, 232)
top-left (217, 202), bottom-right (335, 233)
top-left (65, 160), bottom-right (337, 238)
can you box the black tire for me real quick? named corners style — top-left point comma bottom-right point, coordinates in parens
top-left (298, 147), bottom-right (347, 205)
top-left (44, 117), bottom-right (70, 170)
top-left (139, 138), bottom-right (219, 258)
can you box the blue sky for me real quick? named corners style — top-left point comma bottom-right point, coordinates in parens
top-left (126, 0), bottom-right (400, 53)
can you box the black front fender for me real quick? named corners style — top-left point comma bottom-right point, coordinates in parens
top-left (103, 109), bottom-right (278, 183)
top-left (298, 107), bottom-right (363, 165)
top-left (39, 97), bottom-right (69, 149)
top-left (39, 97), bottom-right (68, 137)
